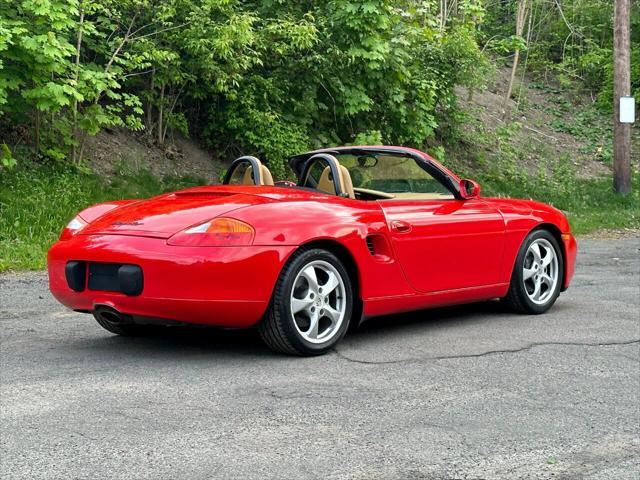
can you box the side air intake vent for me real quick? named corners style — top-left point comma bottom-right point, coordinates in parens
top-left (366, 236), bottom-right (376, 256)
top-left (365, 234), bottom-right (393, 262)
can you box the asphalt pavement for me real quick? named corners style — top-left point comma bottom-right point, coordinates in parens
top-left (1, 236), bottom-right (638, 479)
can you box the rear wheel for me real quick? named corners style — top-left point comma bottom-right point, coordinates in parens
top-left (259, 248), bottom-right (353, 356)
top-left (503, 229), bottom-right (563, 314)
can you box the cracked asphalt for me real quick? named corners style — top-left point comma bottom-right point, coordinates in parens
top-left (1, 236), bottom-right (639, 479)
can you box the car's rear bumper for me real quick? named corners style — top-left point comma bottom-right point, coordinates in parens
top-left (562, 233), bottom-right (577, 290)
top-left (48, 235), bottom-right (295, 327)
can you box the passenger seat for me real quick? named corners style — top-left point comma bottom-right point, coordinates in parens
top-left (242, 159), bottom-right (274, 186)
top-left (317, 164), bottom-right (355, 199)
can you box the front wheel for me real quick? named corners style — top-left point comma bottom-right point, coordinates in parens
top-left (503, 229), bottom-right (564, 314)
top-left (259, 248), bottom-right (353, 356)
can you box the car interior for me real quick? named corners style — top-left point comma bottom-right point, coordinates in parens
top-left (223, 153), bottom-right (455, 201)
top-left (223, 156), bottom-right (275, 186)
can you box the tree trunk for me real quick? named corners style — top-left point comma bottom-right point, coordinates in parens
top-left (613, 0), bottom-right (632, 195)
top-left (34, 109), bottom-right (40, 153)
top-left (146, 69), bottom-right (155, 137)
top-left (71, 4), bottom-right (85, 164)
top-left (162, 83), bottom-right (185, 144)
top-left (158, 83), bottom-right (165, 145)
top-left (505, 0), bottom-right (528, 103)
top-left (515, 0), bottom-right (535, 111)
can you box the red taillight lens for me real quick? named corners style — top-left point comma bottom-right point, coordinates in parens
top-left (59, 215), bottom-right (88, 240)
top-left (167, 218), bottom-right (255, 247)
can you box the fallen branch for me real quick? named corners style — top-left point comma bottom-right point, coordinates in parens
top-left (523, 124), bottom-right (559, 142)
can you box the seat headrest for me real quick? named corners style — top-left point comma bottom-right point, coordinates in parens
top-left (317, 164), bottom-right (355, 199)
top-left (242, 161), bottom-right (274, 186)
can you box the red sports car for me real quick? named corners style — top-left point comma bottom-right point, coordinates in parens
top-left (48, 146), bottom-right (577, 355)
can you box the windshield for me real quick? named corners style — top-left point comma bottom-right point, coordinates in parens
top-left (333, 153), bottom-right (453, 199)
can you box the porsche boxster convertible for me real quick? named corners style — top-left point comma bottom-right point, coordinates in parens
top-left (48, 146), bottom-right (577, 355)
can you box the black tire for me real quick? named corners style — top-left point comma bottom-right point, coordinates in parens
top-left (503, 228), bottom-right (564, 314)
top-left (92, 310), bottom-right (145, 336)
top-left (258, 248), bottom-right (353, 356)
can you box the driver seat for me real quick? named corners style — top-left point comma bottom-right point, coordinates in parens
top-left (317, 164), bottom-right (355, 199)
top-left (242, 160), bottom-right (274, 186)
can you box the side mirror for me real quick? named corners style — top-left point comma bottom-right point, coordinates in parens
top-left (460, 179), bottom-right (481, 199)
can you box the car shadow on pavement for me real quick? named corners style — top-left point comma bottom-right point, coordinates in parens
top-left (86, 325), bottom-right (273, 358)
top-left (71, 300), bottom-right (513, 358)
top-left (353, 299), bottom-right (511, 337)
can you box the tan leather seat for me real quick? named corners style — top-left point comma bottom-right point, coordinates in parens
top-left (242, 160), bottom-right (274, 186)
top-left (317, 164), bottom-right (355, 199)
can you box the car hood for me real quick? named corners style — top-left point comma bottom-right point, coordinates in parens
top-left (80, 188), bottom-right (277, 238)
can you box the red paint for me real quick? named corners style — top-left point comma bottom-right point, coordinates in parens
top-left (48, 146), bottom-right (577, 328)
top-left (380, 199), bottom-right (505, 292)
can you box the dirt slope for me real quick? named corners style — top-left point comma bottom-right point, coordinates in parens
top-left (455, 67), bottom-right (616, 178)
top-left (84, 129), bottom-right (224, 182)
top-left (83, 68), bottom-right (627, 182)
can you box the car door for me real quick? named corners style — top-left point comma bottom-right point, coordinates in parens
top-left (380, 198), bottom-right (506, 293)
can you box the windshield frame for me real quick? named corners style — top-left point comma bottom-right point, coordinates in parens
top-left (289, 146), bottom-right (462, 200)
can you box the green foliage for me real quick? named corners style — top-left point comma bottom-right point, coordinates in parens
top-left (482, 0), bottom-right (640, 105)
top-left (485, 35), bottom-right (527, 55)
top-left (1, 0), bottom-right (489, 171)
top-left (0, 0), bottom-right (154, 162)
top-left (352, 130), bottom-right (383, 146)
top-left (0, 143), bottom-right (16, 169)
top-left (0, 0), bottom-right (635, 167)
top-left (197, 0), bottom-right (490, 172)
top-left (548, 106), bottom-right (612, 164)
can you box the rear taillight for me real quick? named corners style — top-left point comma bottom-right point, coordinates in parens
top-left (59, 215), bottom-right (88, 240)
top-left (167, 217), bottom-right (255, 247)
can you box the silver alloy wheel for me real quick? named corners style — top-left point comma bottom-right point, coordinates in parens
top-left (523, 238), bottom-right (559, 305)
top-left (290, 260), bottom-right (347, 344)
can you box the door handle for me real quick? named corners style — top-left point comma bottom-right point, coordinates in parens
top-left (390, 220), bottom-right (412, 233)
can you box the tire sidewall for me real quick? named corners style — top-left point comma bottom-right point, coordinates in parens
top-left (275, 248), bottom-right (353, 355)
top-left (513, 229), bottom-right (564, 313)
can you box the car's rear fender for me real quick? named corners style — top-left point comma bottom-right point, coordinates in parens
top-left (231, 199), bottom-right (416, 302)
top-left (76, 200), bottom-right (140, 223)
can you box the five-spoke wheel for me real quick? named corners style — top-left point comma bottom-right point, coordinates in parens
top-left (504, 229), bottom-right (564, 314)
top-left (522, 238), bottom-right (559, 305)
top-left (259, 248), bottom-right (353, 355)
top-left (290, 260), bottom-right (347, 344)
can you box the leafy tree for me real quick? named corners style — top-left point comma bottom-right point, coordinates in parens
top-left (482, 0), bottom-right (639, 105)
top-left (1, 0), bottom-right (489, 172)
